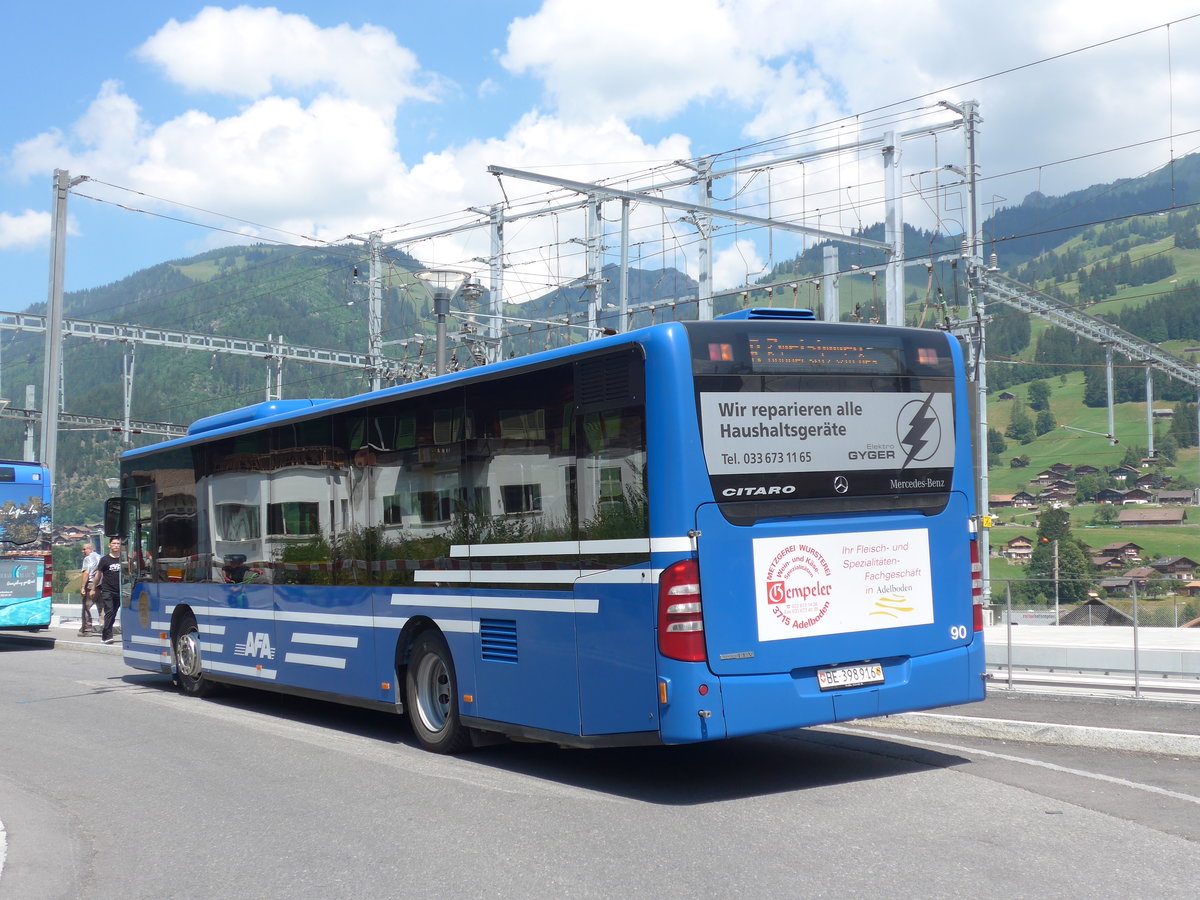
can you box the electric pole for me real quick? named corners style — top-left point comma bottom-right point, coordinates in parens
top-left (41, 169), bottom-right (88, 483)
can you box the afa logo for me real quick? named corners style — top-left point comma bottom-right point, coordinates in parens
top-left (235, 631), bottom-right (275, 660)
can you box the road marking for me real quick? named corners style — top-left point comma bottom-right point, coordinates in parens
top-left (822, 725), bottom-right (1200, 806)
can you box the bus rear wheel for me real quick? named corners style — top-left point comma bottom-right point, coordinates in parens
top-left (405, 630), bottom-right (471, 754)
top-left (173, 612), bottom-right (214, 697)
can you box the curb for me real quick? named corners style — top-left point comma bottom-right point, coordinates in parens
top-left (0, 630), bottom-right (123, 656)
top-left (865, 711), bottom-right (1200, 759)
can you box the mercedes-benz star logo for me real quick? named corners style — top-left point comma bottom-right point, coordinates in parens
top-left (833, 475), bottom-right (849, 494)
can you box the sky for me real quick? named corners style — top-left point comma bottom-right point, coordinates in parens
top-left (3, 1), bottom-right (1200, 320)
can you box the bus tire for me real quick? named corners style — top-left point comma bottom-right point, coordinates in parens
top-left (173, 612), bottom-right (214, 698)
top-left (405, 629), bottom-right (471, 754)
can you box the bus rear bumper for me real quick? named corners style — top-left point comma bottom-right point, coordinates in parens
top-left (702, 641), bottom-right (986, 742)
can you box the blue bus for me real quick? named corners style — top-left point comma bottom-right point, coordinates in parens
top-left (107, 309), bottom-right (985, 752)
top-left (0, 460), bottom-right (53, 630)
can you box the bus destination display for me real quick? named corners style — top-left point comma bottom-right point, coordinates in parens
top-left (746, 334), bottom-right (902, 373)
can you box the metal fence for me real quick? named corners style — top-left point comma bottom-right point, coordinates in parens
top-left (984, 577), bottom-right (1200, 699)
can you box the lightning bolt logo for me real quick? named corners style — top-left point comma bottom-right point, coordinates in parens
top-left (898, 393), bottom-right (939, 468)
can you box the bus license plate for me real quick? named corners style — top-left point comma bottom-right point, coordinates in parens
top-left (817, 663), bottom-right (884, 691)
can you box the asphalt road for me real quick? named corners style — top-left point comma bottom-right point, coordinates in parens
top-left (1, 638), bottom-right (1198, 899)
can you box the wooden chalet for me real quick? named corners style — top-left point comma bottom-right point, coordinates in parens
top-left (1118, 508), bottom-right (1186, 527)
top-left (1147, 556), bottom-right (1200, 580)
top-left (1001, 535), bottom-right (1034, 563)
top-left (1099, 542), bottom-right (1143, 561)
top-left (1157, 490), bottom-right (1194, 505)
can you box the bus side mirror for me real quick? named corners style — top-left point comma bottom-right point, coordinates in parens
top-left (104, 497), bottom-right (131, 538)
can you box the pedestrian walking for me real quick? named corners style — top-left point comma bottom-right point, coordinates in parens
top-left (90, 538), bottom-right (124, 644)
top-left (78, 540), bottom-right (101, 635)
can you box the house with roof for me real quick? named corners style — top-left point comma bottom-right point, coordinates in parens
top-left (1147, 556), bottom-right (1200, 580)
top-left (1073, 464), bottom-right (1100, 477)
top-left (1090, 555), bottom-right (1126, 571)
top-left (1108, 465), bottom-right (1137, 482)
top-left (1095, 488), bottom-right (1126, 505)
top-left (990, 494), bottom-right (1015, 508)
top-left (1117, 508), bottom-right (1184, 527)
top-left (1059, 598), bottom-right (1134, 626)
top-left (1012, 491), bottom-right (1037, 508)
top-left (1120, 488), bottom-right (1153, 505)
top-left (1099, 541), bottom-right (1143, 561)
top-left (1099, 577), bottom-right (1133, 597)
top-left (1157, 490), bottom-right (1194, 505)
top-left (1001, 535), bottom-right (1034, 563)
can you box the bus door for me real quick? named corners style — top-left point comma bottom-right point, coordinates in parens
top-left (122, 482), bottom-right (156, 630)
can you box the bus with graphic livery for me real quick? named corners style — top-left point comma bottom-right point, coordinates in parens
top-left (105, 308), bottom-right (985, 753)
top-left (0, 460), bottom-right (53, 631)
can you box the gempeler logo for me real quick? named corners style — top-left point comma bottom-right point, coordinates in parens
top-left (761, 543), bottom-right (833, 630)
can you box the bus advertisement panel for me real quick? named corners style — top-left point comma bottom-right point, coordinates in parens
top-left (0, 461), bottom-right (53, 630)
top-left (108, 309), bottom-right (984, 753)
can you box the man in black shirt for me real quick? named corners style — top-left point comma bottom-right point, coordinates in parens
top-left (89, 538), bottom-right (124, 644)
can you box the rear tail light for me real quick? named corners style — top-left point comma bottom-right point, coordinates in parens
top-left (658, 559), bottom-right (706, 662)
top-left (42, 554), bottom-right (53, 600)
top-left (970, 539), bottom-right (983, 632)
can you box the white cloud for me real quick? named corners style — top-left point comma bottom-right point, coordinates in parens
top-left (712, 238), bottom-right (765, 291)
top-left (136, 6), bottom-right (442, 110)
top-left (502, 0), bottom-right (769, 121)
top-left (0, 210), bottom-right (51, 250)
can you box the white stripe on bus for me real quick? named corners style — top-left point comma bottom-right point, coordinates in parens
top-left (129, 634), bottom-right (169, 648)
top-left (290, 633), bottom-right (358, 648)
top-left (390, 594), bottom-right (599, 615)
top-left (447, 537), bottom-right (690, 558)
top-left (284, 652), bottom-right (347, 669)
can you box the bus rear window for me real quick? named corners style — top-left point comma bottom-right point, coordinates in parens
top-left (686, 321), bottom-right (958, 517)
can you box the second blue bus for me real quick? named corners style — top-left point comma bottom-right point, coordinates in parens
top-left (0, 460), bottom-right (54, 630)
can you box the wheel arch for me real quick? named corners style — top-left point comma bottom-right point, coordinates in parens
top-left (169, 603), bottom-right (197, 638)
top-left (394, 615), bottom-right (439, 686)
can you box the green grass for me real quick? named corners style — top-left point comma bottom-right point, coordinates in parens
top-left (989, 521), bottom-right (1200, 562)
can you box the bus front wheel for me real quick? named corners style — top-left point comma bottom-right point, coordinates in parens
top-left (405, 630), bottom-right (471, 754)
top-left (173, 612), bottom-right (214, 697)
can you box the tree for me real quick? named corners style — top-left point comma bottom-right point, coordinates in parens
top-left (1035, 410), bottom-right (1057, 436)
top-left (1025, 509), bottom-right (1092, 607)
top-left (987, 428), bottom-right (1007, 468)
top-left (1005, 401), bottom-right (1035, 443)
top-left (1168, 400), bottom-right (1198, 448)
top-left (1028, 380), bottom-right (1051, 411)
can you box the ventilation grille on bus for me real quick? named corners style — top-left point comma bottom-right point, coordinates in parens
top-left (576, 353), bottom-right (639, 410)
top-left (479, 619), bottom-right (519, 663)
